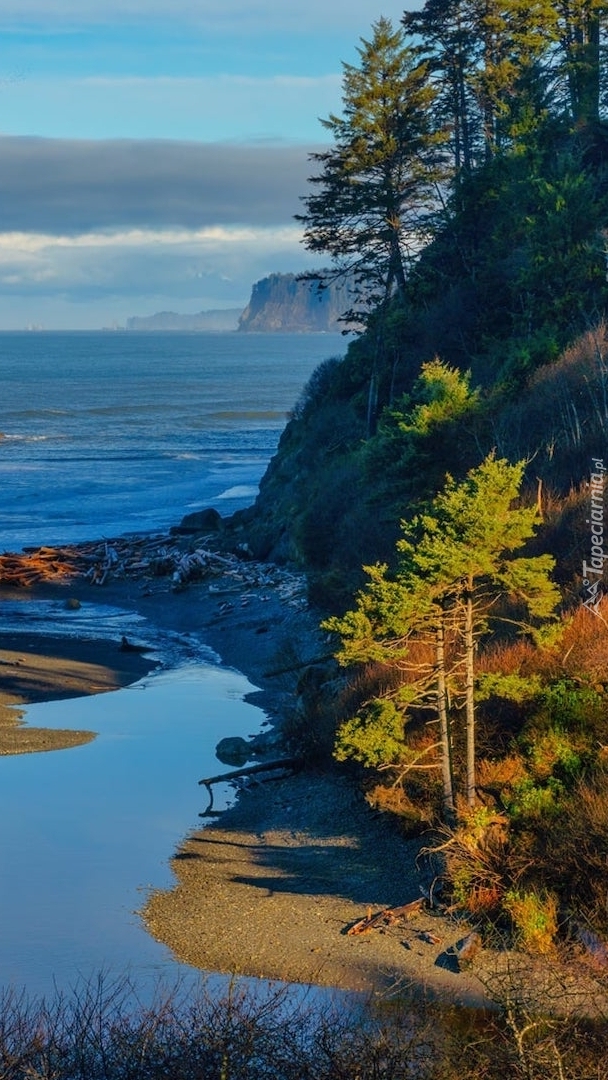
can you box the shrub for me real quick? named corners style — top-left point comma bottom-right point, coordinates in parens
top-left (1, 972), bottom-right (608, 1079)
top-left (505, 775), bottom-right (565, 820)
top-left (504, 888), bottom-right (559, 954)
top-left (364, 780), bottom-right (436, 831)
top-left (536, 768), bottom-right (608, 932)
top-left (525, 729), bottom-right (584, 784)
top-left (441, 803), bottom-right (510, 916)
top-left (291, 356), bottom-right (345, 420)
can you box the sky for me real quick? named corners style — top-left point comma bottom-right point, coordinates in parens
top-left (0, 0), bottom-right (418, 329)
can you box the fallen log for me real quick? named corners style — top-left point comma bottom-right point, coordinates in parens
top-left (346, 897), bottom-right (426, 935)
top-left (198, 757), bottom-right (301, 813)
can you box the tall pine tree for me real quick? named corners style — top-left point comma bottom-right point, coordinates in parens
top-left (296, 17), bottom-right (447, 318)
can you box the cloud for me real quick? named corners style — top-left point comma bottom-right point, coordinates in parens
top-left (0, 224), bottom-right (314, 302)
top-left (0, 219), bottom-right (320, 328)
top-left (0, 135), bottom-right (327, 326)
top-left (0, 136), bottom-right (319, 233)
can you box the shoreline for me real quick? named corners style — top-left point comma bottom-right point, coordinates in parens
top-left (1, 545), bottom-right (606, 1009)
top-left (0, 629), bottom-right (154, 755)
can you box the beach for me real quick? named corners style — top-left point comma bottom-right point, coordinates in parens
top-left (1, 545), bottom-right (605, 1010)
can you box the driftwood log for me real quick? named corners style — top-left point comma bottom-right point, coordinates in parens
top-left (346, 897), bottom-right (426, 935)
top-left (198, 757), bottom-right (301, 814)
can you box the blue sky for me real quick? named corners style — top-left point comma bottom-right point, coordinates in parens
top-left (0, 1), bottom-right (417, 328)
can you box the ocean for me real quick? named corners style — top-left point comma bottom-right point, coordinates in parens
top-left (0, 330), bottom-right (347, 998)
top-left (0, 330), bottom-right (346, 552)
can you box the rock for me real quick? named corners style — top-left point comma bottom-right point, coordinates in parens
top-left (119, 635), bottom-right (148, 653)
top-left (216, 736), bottom-right (253, 767)
top-left (64, 597), bottom-right (81, 610)
top-left (573, 923), bottom-right (608, 971)
top-left (173, 508), bottom-right (224, 535)
top-left (237, 272), bottom-right (357, 332)
top-left (455, 931), bottom-right (483, 970)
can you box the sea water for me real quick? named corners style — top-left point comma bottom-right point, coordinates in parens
top-left (0, 330), bottom-right (346, 999)
top-left (0, 330), bottom-right (346, 552)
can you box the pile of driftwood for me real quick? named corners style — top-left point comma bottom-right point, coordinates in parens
top-left (0, 545), bottom-right (86, 586)
top-left (0, 534), bottom-right (308, 605)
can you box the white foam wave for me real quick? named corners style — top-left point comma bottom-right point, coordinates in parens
top-left (0, 433), bottom-right (49, 442)
top-left (217, 484), bottom-right (259, 500)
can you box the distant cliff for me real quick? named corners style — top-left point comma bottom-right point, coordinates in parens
top-left (238, 273), bottom-right (354, 332)
top-left (126, 309), bottom-right (242, 331)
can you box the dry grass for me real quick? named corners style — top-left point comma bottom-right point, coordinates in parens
top-left (493, 321), bottom-right (608, 493)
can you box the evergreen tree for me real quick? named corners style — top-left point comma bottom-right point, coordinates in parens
top-left (403, 0), bottom-right (559, 167)
top-left (555, 0), bottom-right (606, 124)
top-left (296, 17), bottom-right (447, 319)
top-left (325, 562), bottom-right (459, 823)
top-left (327, 456), bottom-right (560, 817)
top-left (403, 0), bottom-right (483, 173)
top-left (398, 455), bottom-right (560, 805)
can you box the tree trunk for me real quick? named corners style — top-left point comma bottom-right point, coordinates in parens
top-left (464, 576), bottom-right (476, 806)
top-left (366, 369), bottom-right (379, 437)
top-left (436, 617), bottom-right (455, 824)
top-left (388, 224), bottom-right (408, 298)
top-left (561, 3), bottom-right (601, 125)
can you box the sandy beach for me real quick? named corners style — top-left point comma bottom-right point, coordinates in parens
top-left (1, 545), bottom-right (606, 1010)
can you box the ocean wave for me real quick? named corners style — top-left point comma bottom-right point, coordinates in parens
top-left (217, 484), bottom-right (259, 500)
top-left (0, 433), bottom-right (51, 442)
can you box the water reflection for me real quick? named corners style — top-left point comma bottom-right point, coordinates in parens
top-left (0, 659), bottom-right (263, 998)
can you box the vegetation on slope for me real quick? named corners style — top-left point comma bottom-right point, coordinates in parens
top-left (234, 4), bottom-right (608, 957)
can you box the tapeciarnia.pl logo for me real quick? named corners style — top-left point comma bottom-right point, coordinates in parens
top-left (582, 457), bottom-right (606, 615)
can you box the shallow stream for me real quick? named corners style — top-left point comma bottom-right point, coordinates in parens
top-left (0, 600), bottom-right (267, 999)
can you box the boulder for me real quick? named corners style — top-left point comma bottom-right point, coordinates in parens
top-left (215, 736), bottom-right (252, 767)
top-left (173, 507), bottom-right (224, 535)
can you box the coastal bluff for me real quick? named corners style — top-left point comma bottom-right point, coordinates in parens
top-left (124, 271), bottom-right (357, 333)
top-left (237, 272), bottom-right (354, 332)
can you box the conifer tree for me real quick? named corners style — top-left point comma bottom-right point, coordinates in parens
top-left (327, 455), bottom-right (560, 818)
top-left (402, 0), bottom-right (481, 173)
top-left (403, 0), bottom-right (559, 165)
top-left (397, 455), bottom-right (560, 806)
top-left (296, 17), bottom-right (447, 318)
top-left (325, 562), bottom-right (459, 822)
top-left (554, 0), bottom-right (605, 124)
